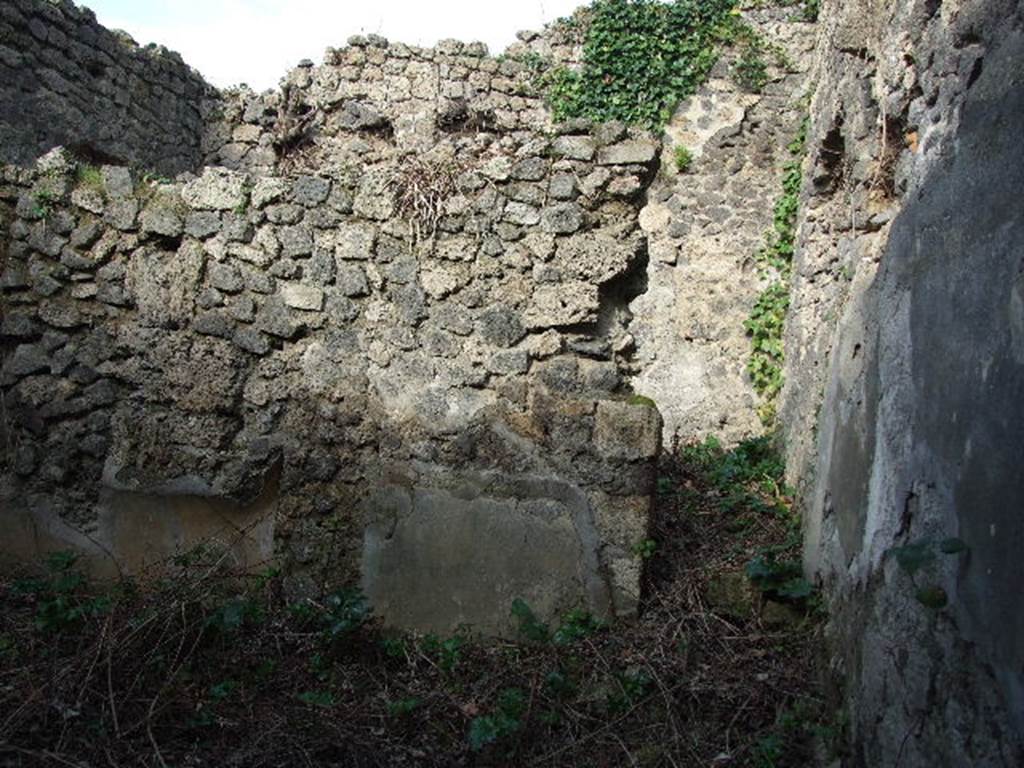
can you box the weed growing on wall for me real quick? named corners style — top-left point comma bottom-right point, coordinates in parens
top-left (887, 537), bottom-right (969, 611)
top-left (673, 144), bottom-right (693, 172)
top-left (389, 155), bottom-right (462, 241)
top-left (545, 0), bottom-right (737, 129)
top-left (75, 163), bottom-right (104, 190)
top-left (733, 36), bottom-right (770, 92)
top-left (746, 118), bottom-right (808, 425)
top-left (799, 0), bottom-right (819, 21)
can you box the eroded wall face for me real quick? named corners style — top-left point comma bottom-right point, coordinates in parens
top-left (0, 23), bottom-right (668, 636)
top-left (784, 0), bottom-right (1024, 763)
top-left (0, 0), bottom-right (215, 174)
top-left (0, 2), bottom-right (826, 637)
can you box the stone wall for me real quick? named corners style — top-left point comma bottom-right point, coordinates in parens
top-left (200, 22), bottom-right (585, 174)
top-left (630, 6), bottom-right (815, 445)
top-left (0, 20), bottom-right (666, 635)
top-left (0, 1), bottom-right (826, 639)
top-left (781, 0), bottom-right (1024, 764)
top-left (0, 0), bottom-right (215, 174)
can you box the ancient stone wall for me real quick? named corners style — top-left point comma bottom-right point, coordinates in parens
top-left (0, 1), bottom-right (829, 639)
top-left (6, 0), bottom-right (1022, 758)
top-left (782, 0), bottom-right (1024, 764)
top-left (0, 20), bottom-right (667, 635)
top-left (0, 0), bottom-right (215, 174)
top-left (200, 22), bottom-right (586, 174)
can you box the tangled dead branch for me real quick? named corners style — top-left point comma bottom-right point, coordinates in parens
top-left (388, 155), bottom-right (463, 242)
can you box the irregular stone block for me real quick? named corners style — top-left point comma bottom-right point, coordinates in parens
top-left (361, 481), bottom-right (605, 636)
top-left (193, 311), bottom-right (235, 339)
top-left (1, 263), bottom-right (30, 289)
top-left (477, 306), bottom-right (526, 347)
top-left (552, 231), bottom-right (641, 284)
top-left (549, 173), bottom-right (578, 200)
top-left (335, 222), bottom-right (377, 261)
top-left (101, 166), bottom-right (134, 198)
top-left (182, 167), bottom-right (247, 211)
top-left (541, 202), bottom-right (585, 234)
top-left (487, 349), bottom-right (529, 375)
top-left (38, 301), bottom-right (84, 329)
top-left (511, 156), bottom-right (548, 181)
top-left (292, 175), bottom-right (331, 206)
top-left (265, 204), bottom-right (304, 224)
top-left (552, 135), bottom-right (596, 161)
top-left (479, 156), bottom-right (512, 181)
top-left (504, 201), bottom-right (540, 226)
top-left (69, 220), bottom-right (103, 249)
top-left (280, 283), bottom-right (324, 311)
top-left (594, 401), bottom-right (663, 461)
top-left (209, 262), bottom-right (244, 294)
top-left (336, 264), bottom-right (370, 297)
top-left (2, 343), bottom-right (51, 379)
top-left (278, 225), bottom-right (313, 257)
top-left (334, 100), bottom-right (389, 131)
top-left (140, 199), bottom-right (184, 238)
top-left (420, 262), bottom-right (470, 299)
top-left (185, 211), bottom-right (222, 239)
top-left (233, 327), bottom-right (270, 355)
top-left (598, 139), bottom-right (658, 166)
top-left (251, 177), bottom-right (289, 208)
top-left (104, 199), bottom-right (139, 231)
top-left (524, 282), bottom-right (600, 329)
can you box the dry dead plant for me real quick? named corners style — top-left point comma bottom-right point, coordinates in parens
top-left (388, 154), bottom-right (463, 243)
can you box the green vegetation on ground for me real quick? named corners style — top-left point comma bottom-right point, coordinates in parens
top-left (0, 437), bottom-right (836, 766)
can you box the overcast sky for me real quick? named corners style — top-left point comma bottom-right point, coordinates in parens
top-left (84, 0), bottom-right (584, 91)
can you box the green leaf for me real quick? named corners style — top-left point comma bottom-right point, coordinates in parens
top-left (510, 598), bottom-right (550, 643)
top-left (209, 680), bottom-right (238, 701)
top-left (386, 697), bottom-right (421, 717)
top-left (468, 716), bottom-right (501, 751)
top-left (939, 538), bottom-right (969, 555)
top-left (890, 541), bottom-right (936, 575)
top-left (778, 577), bottom-right (814, 599)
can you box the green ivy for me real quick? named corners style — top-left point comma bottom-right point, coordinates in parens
top-left (732, 36), bottom-right (769, 93)
top-left (546, 0), bottom-right (737, 129)
top-left (745, 117), bottom-right (808, 425)
top-left (468, 688), bottom-right (526, 751)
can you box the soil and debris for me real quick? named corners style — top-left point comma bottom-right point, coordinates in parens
top-left (0, 438), bottom-right (837, 767)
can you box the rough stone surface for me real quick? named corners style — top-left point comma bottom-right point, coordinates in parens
top-left (0, 11), bottom-right (662, 638)
top-left (628, 8), bottom-right (815, 445)
top-left (3, 6), bottom-right (1021, 761)
top-left (779, 1), bottom-right (1024, 765)
top-left (0, 0), bottom-right (214, 174)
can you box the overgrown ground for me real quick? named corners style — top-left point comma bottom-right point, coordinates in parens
top-left (0, 438), bottom-right (837, 767)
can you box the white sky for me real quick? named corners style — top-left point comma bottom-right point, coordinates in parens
top-left (84, 0), bottom-right (584, 91)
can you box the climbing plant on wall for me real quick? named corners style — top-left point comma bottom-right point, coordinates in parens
top-left (546, 0), bottom-right (737, 129)
top-left (746, 118), bottom-right (808, 425)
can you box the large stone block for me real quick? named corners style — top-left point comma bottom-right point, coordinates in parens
top-left (594, 401), bottom-right (663, 461)
top-left (361, 479), bottom-right (605, 636)
top-left (182, 168), bottom-right (247, 211)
